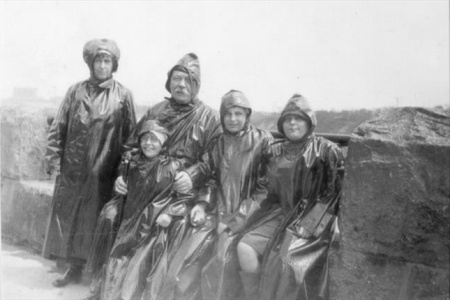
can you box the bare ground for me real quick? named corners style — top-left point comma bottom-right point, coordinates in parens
top-left (1, 242), bottom-right (90, 300)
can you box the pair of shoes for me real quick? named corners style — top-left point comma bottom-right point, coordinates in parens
top-left (52, 266), bottom-right (82, 287)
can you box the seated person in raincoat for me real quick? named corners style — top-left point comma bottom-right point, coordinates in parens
top-left (112, 53), bottom-right (222, 300)
top-left (84, 120), bottom-right (190, 300)
top-left (198, 90), bottom-right (274, 300)
top-left (237, 94), bottom-right (345, 300)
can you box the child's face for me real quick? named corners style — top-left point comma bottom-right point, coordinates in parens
top-left (223, 106), bottom-right (247, 134)
top-left (140, 132), bottom-right (163, 158)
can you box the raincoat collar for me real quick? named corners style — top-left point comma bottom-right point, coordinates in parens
top-left (88, 77), bottom-right (114, 89)
top-left (223, 123), bottom-right (252, 138)
top-left (165, 96), bottom-right (201, 113)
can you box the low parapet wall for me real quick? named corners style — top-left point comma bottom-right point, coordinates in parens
top-left (1, 104), bottom-right (56, 251)
top-left (1, 178), bottom-right (54, 251)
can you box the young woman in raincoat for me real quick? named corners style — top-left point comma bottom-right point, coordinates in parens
top-left (44, 39), bottom-right (136, 287)
top-left (237, 94), bottom-right (345, 300)
top-left (199, 90), bottom-right (274, 300)
top-left (94, 119), bottom-right (191, 300)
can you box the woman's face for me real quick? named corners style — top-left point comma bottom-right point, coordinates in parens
top-left (93, 54), bottom-right (113, 81)
top-left (223, 106), bottom-right (247, 134)
top-left (140, 132), bottom-right (162, 158)
top-left (282, 115), bottom-right (310, 141)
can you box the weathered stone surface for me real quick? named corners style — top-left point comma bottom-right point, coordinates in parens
top-left (330, 247), bottom-right (449, 300)
top-left (1, 178), bottom-right (54, 251)
top-left (330, 107), bottom-right (450, 299)
top-left (353, 107), bottom-right (450, 146)
top-left (1, 104), bottom-right (56, 180)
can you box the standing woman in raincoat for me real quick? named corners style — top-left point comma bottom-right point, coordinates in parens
top-left (43, 39), bottom-right (136, 287)
top-left (114, 53), bottom-right (222, 299)
top-left (237, 94), bottom-right (345, 300)
top-left (199, 90), bottom-right (274, 300)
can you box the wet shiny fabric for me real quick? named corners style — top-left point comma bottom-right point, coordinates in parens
top-left (99, 155), bottom-right (186, 300)
top-left (85, 194), bottom-right (124, 280)
top-left (146, 217), bottom-right (217, 300)
top-left (117, 98), bottom-right (221, 299)
top-left (44, 78), bottom-right (136, 261)
top-left (257, 136), bottom-right (345, 300)
top-left (200, 124), bottom-right (274, 300)
top-left (129, 98), bottom-right (221, 188)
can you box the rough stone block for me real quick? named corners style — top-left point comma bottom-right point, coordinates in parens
top-left (340, 108), bottom-right (450, 268)
top-left (329, 246), bottom-right (449, 300)
top-left (330, 107), bottom-right (450, 299)
top-left (1, 178), bottom-right (54, 251)
top-left (1, 105), bottom-right (56, 180)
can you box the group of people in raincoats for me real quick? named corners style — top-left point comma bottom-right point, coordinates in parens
top-left (44, 38), bottom-right (345, 300)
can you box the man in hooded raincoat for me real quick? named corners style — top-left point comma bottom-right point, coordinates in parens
top-left (114, 53), bottom-right (222, 299)
top-left (237, 94), bottom-right (345, 300)
top-left (43, 39), bottom-right (137, 287)
top-left (199, 90), bottom-right (274, 300)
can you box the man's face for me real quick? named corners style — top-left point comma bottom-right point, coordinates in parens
top-left (140, 132), bottom-right (163, 158)
top-left (282, 115), bottom-right (310, 141)
top-left (169, 70), bottom-right (191, 104)
top-left (223, 106), bottom-right (247, 134)
top-left (93, 54), bottom-right (113, 81)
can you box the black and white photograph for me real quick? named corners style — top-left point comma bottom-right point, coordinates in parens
top-left (1, 1), bottom-right (449, 300)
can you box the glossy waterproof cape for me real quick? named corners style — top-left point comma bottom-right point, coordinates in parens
top-left (201, 122), bottom-right (274, 300)
top-left (98, 154), bottom-right (187, 300)
top-left (128, 98), bottom-right (221, 188)
top-left (255, 95), bottom-right (345, 300)
top-left (121, 99), bottom-right (221, 299)
top-left (43, 78), bottom-right (136, 261)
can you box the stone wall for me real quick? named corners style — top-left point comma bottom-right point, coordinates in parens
top-left (330, 107), bottom-right (450, 300)
top-left (1, 103), bottom-right (56, 251)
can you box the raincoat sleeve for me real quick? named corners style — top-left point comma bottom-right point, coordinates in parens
top-left (195, 141), bottom-right (220, 207)
top-left (45, 85), bottom-right (74, 175)
top-left (316, 140), bottom-right (345, 206)
top-left (160, 160), bottom-right (192, 217)
top-left (226, 133), bottom-right (274, 233)
top-left (184, 113), bottom-right (222, 189)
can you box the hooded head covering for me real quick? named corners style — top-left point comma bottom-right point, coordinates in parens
top-left (138, 120), bottom-right (169, 146)
top-left (165, 53), bottom-right (201, 103)
top-left (83, 39), bottom-right (120, 73)
top-left (277, 93), bottom-right (317, 139)
top-left (220, 90), bottom-right (252, 134)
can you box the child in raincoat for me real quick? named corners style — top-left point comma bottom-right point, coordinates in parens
top-left (85, 120), bottom-right (190, 300)
top-left (198, 90), bottom-right (274, 300)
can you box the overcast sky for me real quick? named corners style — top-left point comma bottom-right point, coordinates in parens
top-left (1, 1), bottom-right (448, 112)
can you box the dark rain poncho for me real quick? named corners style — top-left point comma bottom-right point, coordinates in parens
top-left (109, 53), bottom-right (222, 300)
top-left (99, 153), bottom-right (187, 300)
top-left (43, 54), bottom-right (136, 261)
top-left (200, 90), bottom-right (274, 300)
top-left (245, 94), bottom-right (345, 300)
